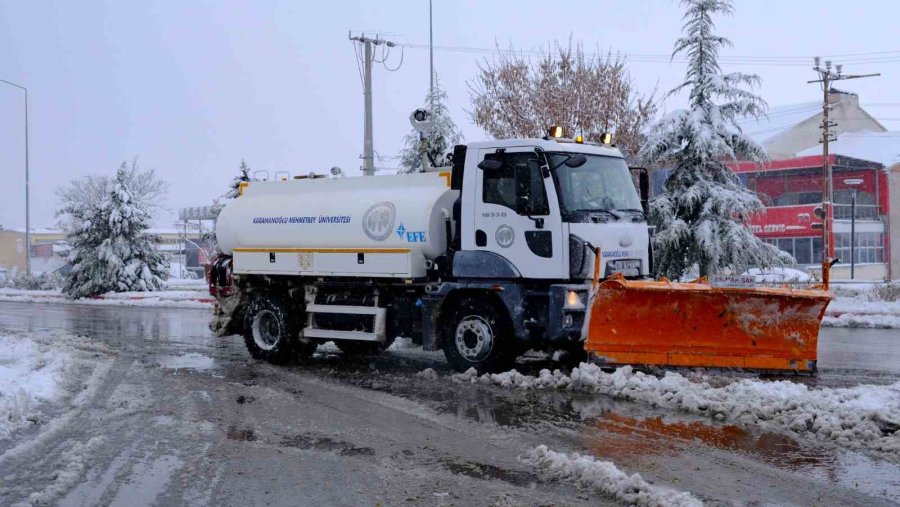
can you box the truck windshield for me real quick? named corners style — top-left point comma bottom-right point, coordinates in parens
top-left (548, 153), bottom-right (642, 216)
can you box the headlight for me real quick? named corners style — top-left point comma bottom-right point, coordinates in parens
top-left (564, 290), bottom-right (586, 310)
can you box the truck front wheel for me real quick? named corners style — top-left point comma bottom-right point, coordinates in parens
top-left (243, 296), bottom-right (315, 363)
top-left (442, 297), bottom-right (517, 374)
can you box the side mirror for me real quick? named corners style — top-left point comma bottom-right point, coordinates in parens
top-left (477, 159), bottom-right (503, 171)
top-left (814, 206), bottom-right (826, 219)
top-left (631, 167), bottom-right (650, 214)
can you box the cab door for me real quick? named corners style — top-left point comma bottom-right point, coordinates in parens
top-left (472, 147), bottom-right (565, 279)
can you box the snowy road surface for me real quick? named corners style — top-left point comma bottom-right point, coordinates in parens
top-left (0, 301), bottom-right (898, 506)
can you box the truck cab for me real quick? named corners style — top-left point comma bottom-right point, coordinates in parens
top-left (420, 136), bottom-right (649, 370)
top-left (458, 138), bottom-right (649, 281)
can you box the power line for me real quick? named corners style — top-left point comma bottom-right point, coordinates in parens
top-left (397, 42), bottom-right (900, 67)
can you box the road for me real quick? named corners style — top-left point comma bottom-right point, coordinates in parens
top-left (0, 301), bottom-right (898, 506)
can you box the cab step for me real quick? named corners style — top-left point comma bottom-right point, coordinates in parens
top-left (304, 303), bottom-right (387, 342)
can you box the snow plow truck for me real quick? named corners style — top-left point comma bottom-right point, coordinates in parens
top-left (207, 132), bottom-right (832, 373)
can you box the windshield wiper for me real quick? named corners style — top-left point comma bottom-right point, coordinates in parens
top-left (574, 209), bottom-right (621, 220)
top-left (616, 208), bottom-right (646, 221)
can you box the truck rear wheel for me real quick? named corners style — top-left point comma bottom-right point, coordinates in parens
top-left (242, 296), bottom-right (315, 363)
top-left (442, 296), bottom-right (517, 374)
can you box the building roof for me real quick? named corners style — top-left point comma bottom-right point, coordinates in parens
top-left (1, 227), bottom-right (64, 235)
top-left (735, 102), bottom-right (821, 143)
top-left (796, 131), bottom-right (900, 168)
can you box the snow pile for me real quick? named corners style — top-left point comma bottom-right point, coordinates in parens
top-left (165, 277), bottom-right (207, 290)
top-left (824, 313), bottom-right (900, 329)
top-left (521, 445), bottom-right (702, 507)
top-left (388, 336), bottom-right (419, 351)
top-left (415, 368), bottom-right (439, 380)
top-left (454, 364), bottom-right (900, 456)
top-left (825, 297), bottom-right (900, 329)
top-left (0, 288), bottom-right (212, 309)
top-left (0, 334), bottom-right (73, 439)
top-left (743, 267), bottom-right (811, 283)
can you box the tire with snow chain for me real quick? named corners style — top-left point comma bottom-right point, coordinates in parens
top-left (441, 296), bottom-right (518, 374)
top-left (242, 296), bottom-right (315, 363)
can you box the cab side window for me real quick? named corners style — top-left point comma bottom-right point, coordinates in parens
top-left (481, 152), bottom-right (549, 215)
top-left (483, 156), bottom-right (517, 210)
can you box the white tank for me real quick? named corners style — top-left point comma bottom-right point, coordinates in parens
top-left (216, 172), bottom-right (458, 259)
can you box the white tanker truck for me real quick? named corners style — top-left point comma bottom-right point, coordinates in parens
top-left (209, 134), bottom-right (652, 372)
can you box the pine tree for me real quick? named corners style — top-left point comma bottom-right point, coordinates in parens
top-left (640, 0), bottom-right (790, 278)
top-left (399, 74), bottom-right (464, 172)
top-left (61, 163), bottom-right (168, 297)
top-left (207, 160), bottom-right (256, 253)
top-left (224, 159), bottom-right (253, 199)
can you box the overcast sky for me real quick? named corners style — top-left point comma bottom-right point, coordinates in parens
top-left (1, 0), bottom-right (897, 229)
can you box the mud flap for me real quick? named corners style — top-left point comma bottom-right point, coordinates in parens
top-left (585, 274), bottom-right (832, 372)
top-left (209, 294), bottom-right (244, 337)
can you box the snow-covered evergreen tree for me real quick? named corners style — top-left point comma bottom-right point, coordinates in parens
top-left (640, 0), bottom-right (790, 278)
top-left (224, 159), bottom-right (253, 199)
top-left (61, 163), bottom-right (168, 298)
top-left (207, 160), bottom-right (257, 253)
top-left (399, 74), bottom-right (463, 172)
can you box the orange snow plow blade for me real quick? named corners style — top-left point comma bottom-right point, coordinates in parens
top-left (586, 274), bottom-right (832, 373)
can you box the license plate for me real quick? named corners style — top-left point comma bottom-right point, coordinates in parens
top-left (709, 274), bottom-right (755, 288)
top-left (608, 259), bottom-right (641, 276)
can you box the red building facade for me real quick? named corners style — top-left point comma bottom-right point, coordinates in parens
top-left (728, 155), bottom-right (889, 277)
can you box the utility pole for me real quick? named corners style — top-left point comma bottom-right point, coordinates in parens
top-left (349, 33), bottom-right (396, 176)
top-left (808, 58), bottom-right (879, 265)
top-left (0, 78), bottom-right (30, 275)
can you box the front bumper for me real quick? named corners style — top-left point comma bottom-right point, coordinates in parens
top-left (547, 284), bottom-right (591, 342)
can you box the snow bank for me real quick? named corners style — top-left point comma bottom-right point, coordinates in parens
top-left (824, 297), bottom-right (900, 329)
top-left (829, 298), bottom-right (900, 316)
top-left (165, 278), bottom-right (207, 291)
top-left (454, 364), bottom-right (900, 458)
top-left (0, 288), bottom-right (212, 309)
top-left (521, 445), bottom-right (702, 507)
top-left (824, 314), bottom-right (900, 329)
top-left (0, 335), bottom-right (73, 439)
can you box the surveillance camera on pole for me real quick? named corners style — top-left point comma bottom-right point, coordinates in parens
top-left (409, 108), bottom-right (433, 134)
top-left (410, 108), bottom-right (434, 172)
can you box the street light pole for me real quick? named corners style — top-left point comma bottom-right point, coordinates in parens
top-left (0, 78), bottom-right (30, 275)
top-left (850, 188), bottom-right (856, 279)
top-left (844, 178), bottom-right (863, 280)
top-left (429, 0), bottom-right (434, 120)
